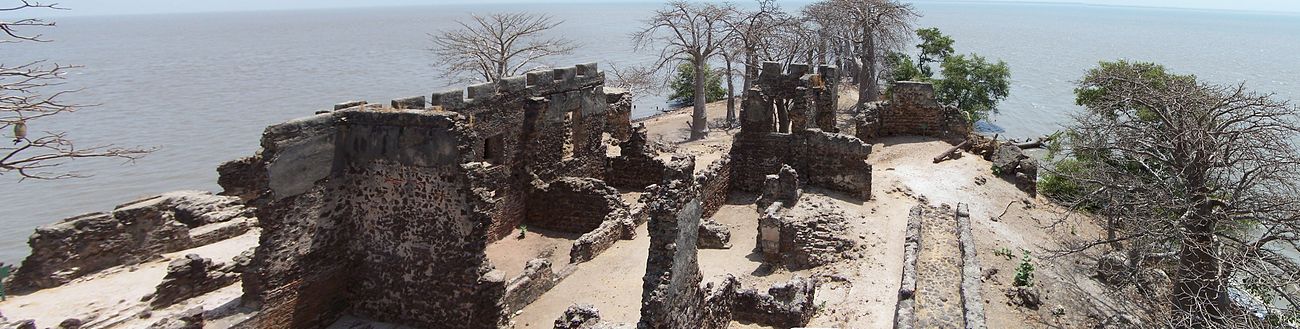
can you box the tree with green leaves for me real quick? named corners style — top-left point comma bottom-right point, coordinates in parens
top-left (933, 54), bottom-right (1009, 122)
top-left (885, 28), bottom-right (1010, 122)
top-left (1046, 60), bottom-right (1300, 327)
top-left (667, 62), bottom-right (727, 106)
top-left (914, 27), bottom-right (953, 78)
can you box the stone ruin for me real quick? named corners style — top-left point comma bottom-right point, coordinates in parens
top-left (731, 61), bottom-right (873, 200)
top-left (856, 81), bottom-right (972, 140)
top-left (178, 61), bottom-right (847, 329)
top-left (215, 63), bottom-right (664, 329)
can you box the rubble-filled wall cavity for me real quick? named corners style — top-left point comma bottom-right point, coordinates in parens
top-left (857, 81), bottom-right (971, 140)
top-left (730, 62), bottom-right (873, 200)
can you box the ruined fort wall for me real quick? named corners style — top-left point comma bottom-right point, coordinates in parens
top-left (526, 177), bottom-right (627, 234)
top-left (333, 112), bottom-right (502, 328)
top-left (697, 156), bottom-right (732, 218)
top-left (870, 82), bottom-right (971, 139)
top-left (243, 111), bottom-right (506, 329)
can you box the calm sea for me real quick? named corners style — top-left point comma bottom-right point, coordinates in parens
top-left (1, 2), bottom-right (1297, 264)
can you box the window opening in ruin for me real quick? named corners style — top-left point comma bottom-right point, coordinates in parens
top-left (775, 99), bottom-right (792, 133)
top-left (562, 111), bottom-right (577, 160)
top-left (483, 134), bottom-right (504, 165)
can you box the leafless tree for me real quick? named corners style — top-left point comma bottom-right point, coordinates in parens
top-left (805, 0), bottom-right (917, 105)
top-left (2, 1), bottom-right (151, 180)
top-left (1050, 61), bottom-right (1300, 327)
top-left (606, 63), bottom-right (657, 102)
top-left (430, 12), bottom-right (578, 83)
top-left (633, 1), bottom-right (736, 141)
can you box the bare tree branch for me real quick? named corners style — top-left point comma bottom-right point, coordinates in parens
top-left (429, 12), bottom-right (578, 83)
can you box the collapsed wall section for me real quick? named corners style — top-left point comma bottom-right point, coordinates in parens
top-left (857, 81), bottom-right (971, 140)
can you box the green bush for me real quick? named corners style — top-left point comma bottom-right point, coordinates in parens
top-left (1014, 251), bottom-right (1035, 287)
top-left (668, 62), bottom-right (727, 105)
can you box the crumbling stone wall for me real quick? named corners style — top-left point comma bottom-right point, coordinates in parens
top-left (606, 124), bottom-right (669, 189)
top-left (10, 191), bottom-right (252, 292)
top-left (733, 278), bottom-right (818, 328)
top-left (731, 62), bottom-right (873, 200)
top-left (527, 177), bottom-right (628, 234)
top-left (638, 156), bottom-right (737, 329)
top-left (857, 81), bottom-right (971, 140)
top-left (695, 156), bottom-right (732, 218)
top-left (502, 259), bottom-right (561, 316)
top-left (731, 129), bottom-right (872, 200)
top-left (241, 110), bottom-right (505, 329)
top-left (235, 63), bottom-right (635, 329)
top-left (604, 87), bottom-right (633, 142)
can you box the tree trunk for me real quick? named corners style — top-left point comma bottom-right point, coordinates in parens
top-left (1171, 200), bottom-right (1227, 327)
top-left (725, 57), bottom-right (737, 125)
top-left (690, 57), bottom-right (709, 140)
top-left (743, 50), bottom-right (757, 92)
top-left (861, 25), bottom-right (878, 105)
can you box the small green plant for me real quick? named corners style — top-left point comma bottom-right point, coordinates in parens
top-left (1014, 251), bottom-right (1035, 287)
top-left (993, 247), bottom-right (1015, 260)
top-left (816, 300), bottom-right (828, 315)
top-left (517, 224), bottom-right (528, 239)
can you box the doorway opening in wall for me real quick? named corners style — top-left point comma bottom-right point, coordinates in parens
top-left (483, 134), bottom-right (504, 165)
top-left (562, 111), bottom-right (577, 160)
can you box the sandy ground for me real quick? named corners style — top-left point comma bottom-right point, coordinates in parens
top-left (510, 224), bottom-right (650, 327)
top-left (0, 230), bottom-right (259, 328)
top-left (486, 227), bottom-right (579, 279)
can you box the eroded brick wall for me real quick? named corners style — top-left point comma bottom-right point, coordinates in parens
top-left (731, 62), bottom-right (872, 200)
top-left (243, 111), bottom-right (504, 329)
top-left (526, 177), bottom-right (627, 234)
top-left (696, 156), bottom-right (732, 218)
top-left (869, 81), bottom-right (971, 138)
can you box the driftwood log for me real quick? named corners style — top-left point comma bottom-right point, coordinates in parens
top-left (933, 140), bottom-right (971, 163)
top-left (1014, 135), bottom-right (1055, 149)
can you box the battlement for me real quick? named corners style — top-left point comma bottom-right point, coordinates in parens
top-left (757, 61), bottom-right (839, 86)
top-left (328, 63), bottom-right (604, 113)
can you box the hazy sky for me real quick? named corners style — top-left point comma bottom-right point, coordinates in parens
top-left (8, 0), bottom-right (1300, 17)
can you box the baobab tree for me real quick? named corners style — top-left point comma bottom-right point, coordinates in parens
top-left (807, 0), bottom-right (917, 105)
top-left (1050, 60), bottom-right (1300, 327)
top-left (633, 1), bottom-right (735, 141)
top-left (430, 12), bottom-right (578, 83)
top-left (2, 1), bottom-right (151, 180)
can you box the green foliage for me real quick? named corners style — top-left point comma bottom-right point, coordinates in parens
top-left (915, 27), bottom-right (954, 78)
top-left (1074, 60), bottom-right (1197, 120)
top-left (934, 53), bottom-right (1011, 122)
top-left (993, 247), bottom-right (1015, 260)
top-left (885, 52), bottom-right (924, 85)
top-left (1013, 251), bottom-right (1035, 287)
top-left (517, 224), bottom-right (528, 239)
top-left (668, 62), bottom-right (727, 105)
top-left (897, 27), bottom-right (1011, 122)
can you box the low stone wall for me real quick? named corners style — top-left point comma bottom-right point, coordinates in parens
top-left (502, 259), bottom-right (561, 316)
top-left (527, 178), bottom-right (628, 234)
top-left (733, 278), bottom-right (818, 328)
top-left (895, 206), bottom-right (923, 329)
top-left (956, 203), bottom-right (987, 329)
top-left (695, 155), bottom-right (732, 218)
top-left (730, 129), bottom-right (872, 200)
top-left (569, 215), bottom-right (634, 263)
top-left (10, 191), bottom-right (253, 292)
top-left (606, 156), bottom-right (668, 189)
top-left (866, 82), bottom-right (971, 139)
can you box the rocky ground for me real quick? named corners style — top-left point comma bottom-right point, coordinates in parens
top-left (0, 89), bottom-right (1135, 328)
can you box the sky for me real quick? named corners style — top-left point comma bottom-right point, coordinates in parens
top-left (5, 0), bottom-right (1300, 17)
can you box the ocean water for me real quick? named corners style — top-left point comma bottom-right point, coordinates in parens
top-left (1, 2), bottom-right (1297, 265)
